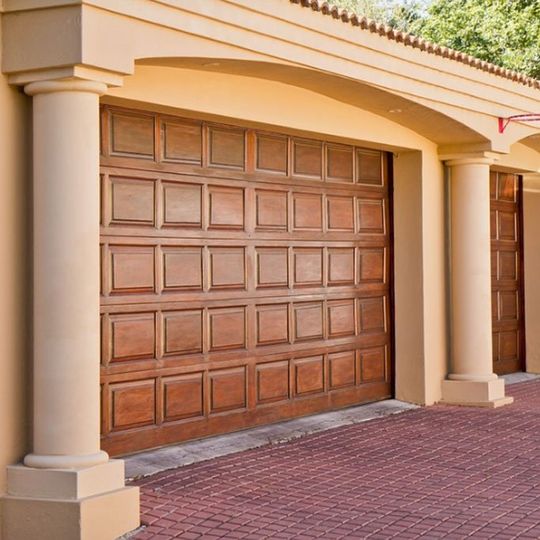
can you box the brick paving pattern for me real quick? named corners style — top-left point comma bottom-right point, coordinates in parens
top-left (131, 381), bottom-right (540, 539)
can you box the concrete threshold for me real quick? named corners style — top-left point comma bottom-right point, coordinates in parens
top-left (124, 399), bottom-right (418, 481)
top-left (502, 372), bottom-right (540, 385)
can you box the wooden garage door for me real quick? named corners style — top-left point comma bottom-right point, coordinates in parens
top-left (99, 105), bottom-right (393, 455)
top-left (490, 171), bottom-right (525, 375)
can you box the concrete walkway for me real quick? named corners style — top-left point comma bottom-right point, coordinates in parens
top-left (127, 376), bottom-right (540, 539)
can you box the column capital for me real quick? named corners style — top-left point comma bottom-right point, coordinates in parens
top-left (25, 78), bottom-right (108, 97)
top-left (438, 151), bottom-right (502, 167)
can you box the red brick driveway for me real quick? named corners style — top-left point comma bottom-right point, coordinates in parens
top-left (131, 381), bottom-right (540, 539)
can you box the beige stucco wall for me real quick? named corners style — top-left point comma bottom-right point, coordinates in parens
top-left (106, 65), bottom-right (449, 405)
top-left (523, 175), bottom-right (540, 374)
top-left (0, 18), bottom-right (31, 538)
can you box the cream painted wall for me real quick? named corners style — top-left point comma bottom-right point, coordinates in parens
top-left (0, 19), bottom-right (31, 538)
top-left (523, 175), bottom-right (540, 374)
top-left (106, 65), bottom-right (448, 405)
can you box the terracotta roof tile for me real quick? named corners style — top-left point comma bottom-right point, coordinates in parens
top-left (290, 0), bottom-right (540, 89)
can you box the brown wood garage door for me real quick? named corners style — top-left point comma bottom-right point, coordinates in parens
top-left (490, 171), bottom-right (525, 375)
top-left (99, 105), bottom-right (393, 456)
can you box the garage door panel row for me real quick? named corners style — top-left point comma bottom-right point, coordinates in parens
top-left (100, 243), bottom-right (389, 298)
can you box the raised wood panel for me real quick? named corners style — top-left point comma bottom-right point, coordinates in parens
top-left (162, 120), bottom-right (202, 164)
top-left (295, 356), bottom-right (324, 396)
top-left (256, 247), bottom-right (288, 288)
top-left (499, 292), bottom-right (518, 321)
top-left (110, 177), bottom-right (155, 225)
top-left (329, 351), bottom-right (356, 389)
top-left (110, 245), bottom-right (155, 294)
top-left (162, 373), bottom-right (204, 422)
top-left (357, 150), bottom-right (382, 185)
top-left (497, 173), bottom-right (517, 202)
top-left (163, 183), bottom-right (202, 227)
top-left (293, 139), bottom-right (322, 178)
top-left (256, 361), bottom-right (290, 404)
top-left (209, 307), bottom-right (246, 351)
top-left (497, 211), bottom-right (517, 241)
top-left (163, 310), bottom-right (203, 356)
top-left (328, 299), bottom-right (356, 338)
top-left (209, 247), bottom-right (245, 290)
top-left (256, 134), bottom-right (288, 174)
top-left (256, 304), bottom-right (289, 346)
top-left (109, 313), bottom-right (155, 363)
top-left (359, 248), bottom-right (385, 283)
top-left (327, 196), bottom-right (354, 231)
top-left (100, 106), bottom-right (393, 455)
top-left (110, 111), bottom-right (154, 158)
top-left (208, 127), bottom-right (245, 169)
top-left (358, 297), bottom-right (386, 334)
top-left (163, 247), bottom-right (203, 291)
top-left (209, 367), bottom-right (246, 413)
top-left (328, 248), bottom-right (355, 286)
top-left (110, 380), bottom-right (155, 430)
top-left (255, 190), bottom-right (288, 230)
top-left (294, 248), bottom-right (323, 287)
top-left (294, 302), bottom-right (324, 341)
top-left (293, 193), bottom-right (323, 230)
top-left (327, 144), bottom-right (353, 182)
top-left (358, 199), bottom-right (385, 234)
top-left (498, 251), bottom-right (517, 281)
top-left (361, 347), bottom-right (386, 382)
top-left (208, 186), bottom-right (244, 229)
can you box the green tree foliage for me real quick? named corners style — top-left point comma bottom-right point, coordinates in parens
top-left (333, 0), bottom-right (540, 78)
top-left (410, 0), bottom-right (540, 78)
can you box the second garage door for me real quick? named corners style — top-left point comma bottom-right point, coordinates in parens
top-left (99, 106), bottom-right (393, 455)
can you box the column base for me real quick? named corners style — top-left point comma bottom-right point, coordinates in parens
top-left (440, 378), bottom-right (514, 408)
top-left (1, 460), bottom-right (139, 540)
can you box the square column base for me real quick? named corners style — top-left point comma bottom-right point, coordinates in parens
top-left (1, 461), bottom-right (140, 540)
top-left (440, 378), bottom-right (514, 408)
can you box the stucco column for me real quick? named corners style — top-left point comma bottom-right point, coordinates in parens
top-left (441, 156), bottom-right (513, 407)
top-left (2, 78), bottom-right (139, 540)
top-left (24, 79), bottom-right (107, 468)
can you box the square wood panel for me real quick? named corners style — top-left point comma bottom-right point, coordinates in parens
top-left (255, 190), bottom-right (288, 230)
top-left (162, 120), bottom-right (202, 164)
top-left (256, 361), bottom-right (290, 404)
top-left (256, 304), bottom-right (289, 346)
top-left (295, 356), bottom-right (324, 396)
top-left (209, 247), bottom-right (245, 290)
top-left (109, 313), bottom-right (155, 363)
top-left (208, 127), bottom-right (245, 169)
top-left (294, 248), bottom-right (323, 287)
top-left (163, 183), bottom-right (202, 228)
top-left (328, 299), bottom-right (356, 338)
top-left (256, 247), bottom-right (289, 288)
top-left (329, 351), bottom-right (356, 389)
top-left (293, 193), bottom-right (323, 230)
top-left (163, 247), bottom-right (203, 291)
top-left (109, 245), bottom-right (155, 294)
top-left (358, 297), bottom-right (386, 334)
top-left (162, 373), bottom-right (204, 422)
top-left (361, 347), bottom-right (386, 382)
top-left (256, 134), bottom-right (288, 174)
top-left (328, 248), bottom-right (355, 286)
top-left (358, 248), bottom-right (385, 283)
top-left (110, 111), bottom-right (155, 158)
top-left (358, 199), bottom-right (385, 234)
top-left (293, 139), bottom-right (322, 178)
top-left (209, 367), bottom-right (246, 413)
top-left (163, 310), bottom-right (203, 356)
top-left (110, 177), bottom-right (155, 225)
top-left (327, 144), bottom-right (353, 182)
top-left (209, 307), bottom-right (246, 351)
top-left (294, 302), bottom-right (324, 341)
top-left (110, 379), bottom-right (156, 431)
top-left (327, 196), bottom-right (354, 231)
top-left (208, 186), bottom-right (244, 229)
top-left (357, 150), bottom-right (382, 185)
